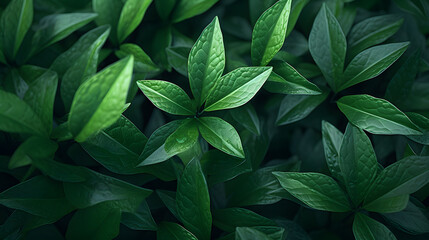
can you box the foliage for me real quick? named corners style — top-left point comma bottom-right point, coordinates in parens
top-left (0, 0), bottom-right (428, 239)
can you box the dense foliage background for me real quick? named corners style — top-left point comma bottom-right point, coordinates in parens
top-left (0, 0), bottom-right (428, 239)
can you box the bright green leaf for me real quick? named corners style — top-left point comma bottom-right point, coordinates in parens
top-left (165, 119), bottom-right (199, 156)
top-left (171, 0), bottom-right (219, 23)
top-left (117, 0), bottom-right (152, 43)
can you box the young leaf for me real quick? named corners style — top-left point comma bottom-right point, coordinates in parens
top-left (265, 60), bottom-right (322, 95)
top-left (204, 66), bottom-right (272, 111)
top-left (353, 213), bottom-right (397, 240)
top-left (23, 70), bottom-right (58, 134)
top-left (138, 120), bottom-right (182, 166)
top-left (0, 89), bottom-right (47, 136)
top-left (337, 95), bottom-right (422, 135)
top-left (165, 119), bottom-right (199, 156)
top-left (32, 13), bottom-right (97, 53)
top-left (176, 158), bottom-right (212, 240)
top-left (339, 42), bottom-right (409, 91)
top-left (117, 0), bottom-right (152, 43)
top-left (339, 124), bottom-right (378, 206)
top-left (61, 26), bottom-right (110, 110)
top-left (171, 0), bottom-right (219, 23)
top-left (251, 0), bottom-right (292, 66)
top-left (188, 16), bottom-right (225, 106)
top-left (0, 0), bottom-right (33, 60)
top-left (157, 222), bottom-right (198, 240)
top-left (197, 117), bottom-right (244, 158)
top-left (66, 202), bottom-right (121, 240)
top-left (273, 172), bottom-right (351, 212)
top-left (364, 156), bottom-right (429, 206)
top-left (309, 3), bottom-right (346, 91)
top-left (321, 121), bottom-right (344, 182)
top-left (137, 80), bottom-right (196, 115)
top-left (348, 15), bottom-right (404, 59)
top-left (68, 56), bottom-right (134, 142)
top-left (276, 90), bottom-right (328, 125)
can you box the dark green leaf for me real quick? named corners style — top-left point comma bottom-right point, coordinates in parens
top-left (321, 121), bottom-right (344, 182)
top-left (213, 208), bottom-right (277, 232)
top-left (353, 213), bottom-right (397, 240)
top-left (157, 222), bottom-right (198, 240)
top-left (165, 118), bottom-right (199, 156)
top-left (9, 136), bottom-right (57, 169)
top-left (117, 0), bottom-right (152, 43)
top-left (171, 0), bottom-right (219, 23)
top-left (235, 227), bottom-right (273, 240)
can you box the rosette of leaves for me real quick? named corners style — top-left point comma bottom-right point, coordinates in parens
top-left (137, 16), bottom-right (272, 166)
top-left (274, 122), bottom-right (429, 239)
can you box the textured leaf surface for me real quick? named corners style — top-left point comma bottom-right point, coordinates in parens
top-left (137, 80), bottom-right (195, 115)
top-left (188, 16), bottom-right (225, 106)
top-left (251, 0), bottom-right (291, 66)
top-left (198, 117), bottom-right (244, 158)
top-left (337, 95), bottom-right (422, 135)
top-left (176, 159), bottom-right (212, 240)
top-left (309, 4), bottom-right (346, 91)
top-left (339, 124), bottom-right (378, 206)
top-left (165, 119), bottom-right (199, 156)
top-left (353, 213), bottom-right (397, 240)
top-left (68, 56), bottom-right (134, 142)
top-left (274, 172), bottom-right (351, 212)
top-left (339, 43), bottom-right (409, 91)
top-left (265, 60), bottom-right (322, 95)
top-left (205, 67), bottom-right (272, 111)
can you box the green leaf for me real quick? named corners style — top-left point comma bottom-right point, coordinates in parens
top-left (347, 15), bottom-right (404, 59)
top-left (339, 42), bottom-right (409, 91)
top-left (157, 222), bottom-right (198, 240)
top-left (251, 0), bottom-right (292, 66)
top-left (363, 195), bottom-right (409, 213)
top-left (230, 104), bottom-right (261, 135)
top-left (68, 56), bottom-right (134, 142)
top-left (165, 119), bottom-right (199, 156)
top-left (265, 60), bottom-right (322, 95)
top-left (276, 90), bottom-right (329, 125)
top-left (51, 25), bottom-right (110, 76)
top-left (339, 124), bottom-right (378, 206)
top-left (226, 160), bottom-right (300, 206)
top-left (0, 89), bottom-right (47, 136)
top-left (157, 190), bottom-right (179, 219)
top-left (188, 16), bottom-right (225, 106)
top-left (116, 43), bottom-right (159, 74)
top-left (81, 115), bottom-right (149, 174)
top-left (121, 200), bottom-right (157, 231)
top-left (364, 156), bottom-right (429, 207)
top-left (0, 176), bottom-right (74, 219)
top-left (92, 0), bottom-right (122, 44)
top-left (155, 0), bottom-right (177, 21)
top-left (197, 117), bottom-right (244, 158)
top-left (176, 158), bottom-right (212, 240)
top-left (0, 0), bottom-right (33, 60)
top-left (286, 0), bottom-right (310, 37)
top-left (137, 80), bottom-right (195, 115)
top-left (60, 26), bottom-right (110, 110)
top-left (337, 95), bottom-right (422, 135)
top-left (166, 46), bottom-right (190, 77)
top-left (353, 213), bottom-right (397, 240)
top-left (273, 172), bottom-right (351, 212)
top-left (9, 136), bottom-right (57, 169)
top-left (309, 3), bottom-right (346, 92)
top-left (117, 0), bottom-right (152, 43)
top-left (204, 66), bottom-right (272, 111)
top-left (236, 227), bottom-right (273, 240)
top-left (321, 121), bottom-right (344, 182)
top-left (22, 70), bottom-right (57, 134)
top-left (171, 0), bottom-right (219, 23)
top-left (213, 208), bottom-right (277, 232)
top-left (382, 201), bottom-right (429, 234)
top-left (66, 202), bottom-right (121, 240)
top-left (32, 13), bottom-right (97, 53)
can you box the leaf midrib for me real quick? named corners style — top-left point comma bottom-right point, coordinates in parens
top-left (143, 83), bottom-right (194, 115)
